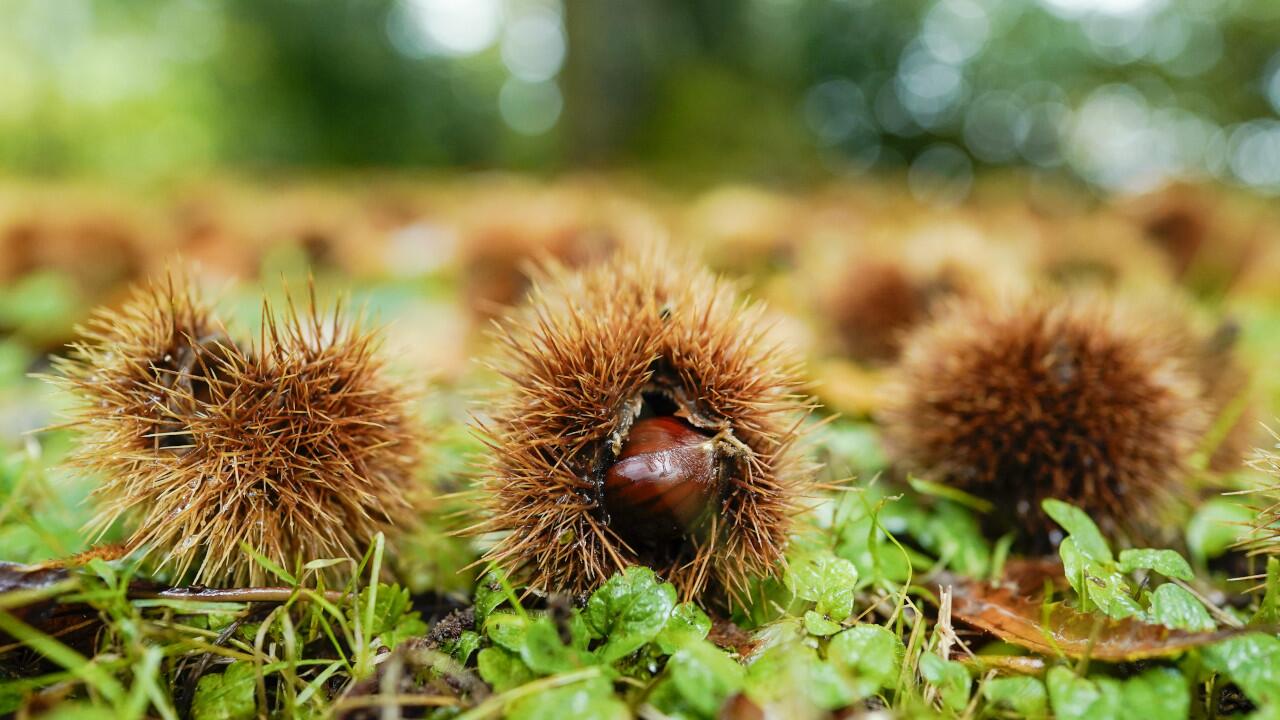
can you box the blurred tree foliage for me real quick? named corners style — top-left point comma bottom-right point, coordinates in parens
top-left (2, 0), bottom-right (1280, 192)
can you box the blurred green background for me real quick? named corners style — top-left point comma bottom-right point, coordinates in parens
top-left (4, 0), bottom-right (1280, 196)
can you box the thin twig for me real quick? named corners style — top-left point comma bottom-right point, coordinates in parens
top-left (1174, 579), bottom-right (1244, 628)
top-left (132, 586), bottom-right (346, 604)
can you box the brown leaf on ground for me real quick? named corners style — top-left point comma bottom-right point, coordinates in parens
top-left (717, 692), bottom-right (765, 720)
top-left (939, 558), bottom-right (1247, 662)
top-left (0, 559), bottom-right (354, 678)
top-left (0, 562), bottom-right (102, 678)
top-left (708, 616), bottom-right (758, 658)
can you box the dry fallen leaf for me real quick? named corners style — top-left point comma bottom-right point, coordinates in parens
top-left (939, 558), bottom-right (1248, 662)
top-left (709, 616), bottom-right (759, 658)
top-left (0, 562), bottom-right (102, 678)
top-left (0, 559), bottom-right (348, 678)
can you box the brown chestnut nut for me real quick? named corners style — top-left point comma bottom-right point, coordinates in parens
top-left (603, 416), bottom-right (720, 545)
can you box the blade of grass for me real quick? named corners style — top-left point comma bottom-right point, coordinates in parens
top-left (239, 542), bottom-right (298, 586)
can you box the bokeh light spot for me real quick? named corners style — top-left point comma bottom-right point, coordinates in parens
top-left (501, 5), bottom-right (565, 82)
top-left (389, 0), bottom-right (502, 58)
top-left (499, 78), bottom-right (562, 135)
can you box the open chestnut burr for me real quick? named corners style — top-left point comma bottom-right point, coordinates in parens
top-left (470, 242), bottom-right (815, 601)
top-left (51, 274), bottom-right (423, 586)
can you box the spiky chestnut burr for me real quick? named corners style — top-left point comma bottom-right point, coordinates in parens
top-left (51, 274), bottom-right (233, 458)
top-left (1241, 439), bottom-right (1280, 560)
top-left (826, 259), bottom-right (931, 364)
top-left (471, 244), bottom-right (814, 600)
top-left (880, 295), bottom-right (1208, 546)
top-left (52, 277), bottom-right (422, 585)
